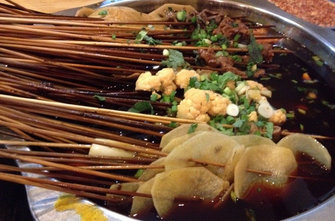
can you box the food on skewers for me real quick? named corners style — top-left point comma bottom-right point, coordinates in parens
top-left (0, 2), bottom-right (334, 221)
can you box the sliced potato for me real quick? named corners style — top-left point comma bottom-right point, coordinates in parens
top-left (160, 123), bottom-right (219, 148)
top-left (232, 134), bottom-right (275, 147)
top-left (277, 134), bottom-right (331, 170)
top-left (234, 145), bottom-right (297, 199)
top-left (162, 131), bottom-right (206, 153)
top-left (151, 167), bottom-right (229, 218)
top-left (89, 143), bottom-right (134, 157)
top-left (139, 157), bottom-right (165, 181)
top-left (164, 131), bottom-right (243, 180)
top-left (109, 182), bottom-right (141, 201)
top-left (130, 178), bottom-right (155, 216)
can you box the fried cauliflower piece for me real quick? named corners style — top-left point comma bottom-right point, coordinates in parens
top-left (177, 88), bottom-right (231, 122)
top-left (135, 68), bottom-right (177, 95)
top-left (248, 111), bottom-right (258, 122)
top-left (156, 68), bottom-right (177, 95)
top-left (177, 88), bottom-right (211, 122)
top-left (208, 93), bottom-right (231, 116)
top-left (175, 69), bottom-right (200, 89)
top-left (269, 109), bottom-right (286, 125)
top-left (135, 71), bottom-right (161, 92)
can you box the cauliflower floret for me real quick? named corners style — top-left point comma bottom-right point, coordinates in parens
top-left (156, 68), bottom-right (177, 95)
top-left (269, 109), bottom-right (286, 125)
top-left (248, 111), bottom-right (258, 122)
top-left (177, 99), bottom-right (210, 122)
top-left (175, 69), bottom-right (200, 89)
top-left (135, 71), bottom-right (161, 92)
top-left (177, 88), bottom-right (231, 122)
top-left (208, 93), bottom-right (231, 116)
top-left (177, 88), bottom-right (212, 122)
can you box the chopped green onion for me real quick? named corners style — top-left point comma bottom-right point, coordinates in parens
top-left (188, 123), bottom-right (198, 134)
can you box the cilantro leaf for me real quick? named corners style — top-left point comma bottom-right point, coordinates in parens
top-left (128, 101), bottom-right (154, 114)
top-left (248, 33), bottom-right (263, 64)
top-left (93, 95), bottom-right (106, 102)
top-left (161, 49), bottom-right (189, 69)
top-left (188, 123), bottom-right (198, 134)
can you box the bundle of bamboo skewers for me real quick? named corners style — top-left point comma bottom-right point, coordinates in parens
top-left (0, 2), bottom-right (334, 216)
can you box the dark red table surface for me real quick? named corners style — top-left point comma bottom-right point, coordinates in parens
top-left (0, 157), bottom-right (34, 221)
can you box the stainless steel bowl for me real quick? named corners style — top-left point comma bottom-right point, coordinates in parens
top-left (32, 0), bottom-right (335, 220)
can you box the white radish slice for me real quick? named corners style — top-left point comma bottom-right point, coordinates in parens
top-left (130, 178), bottom-right (155, 216)
top-left (227, 104), bottom-right (239, 116)
top-left (234, 145), bottom-right (297, 199)
top-left (232, 135), bottom-right (275, 147)
top-left (109, 182), bottom-right (141, 202)
top-left (257, 101), bottom-right (274, 118)
top-left (89, 143), bottom-right (134, 157)
top-left (162, 131), bottom-right (212, 153)
top-left (277, 134), bottom-right (331, 170)
top-left (151, 167), bottom-right (229, 218)
top-left (160, 123), bottom-right (218, 148)
top-left (164, 131), bottom-right (243, 180)
top-left (139, 157), bottom-right (166, 181)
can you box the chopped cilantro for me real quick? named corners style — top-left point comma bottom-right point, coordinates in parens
top-left (188, 123), bottom-right (198, 134)
top-left (150, 93), bottom-right (159, 102)
top-left (161, 49), bottom-right (189, 69)
top-left (205, 93), bottom-right (210, 102)
top-left (128, 101), bottom-right (154, 114)
top-left (135, 30), bottom-right (161, 45)
top-left (98, 10), bottom-right (108, 16)
top-left (112, 34), bottom-right (116, 40)
top-left (134, 169), bottom-right (144, 178)
top-left (265, 122), bottom-right (274, 139)
top-left (176, 10), bottom-right (187, 21)
top-left (247, 33), bottom-right (263, 64)
top-left (168, 122), bottom-right (178, 128)
top-left (321, 100), bottom-right (335, 110)
top-left (93, 95), bottom-right (106, 102)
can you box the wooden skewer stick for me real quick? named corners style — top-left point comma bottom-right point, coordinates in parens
top-left (0, 119), bottom-right (167, 157)
top-left (0, 150), bottom-right (137, 182)
top-left (0, 140), bottom-right (91, 149)
top-left (0, 164), bottom-right (115, 186)
top-left (281, 130), bottom-right (335, 140)
top-left (22, 39), bottom-right (292, 53)
top-left (0, 94), bottom-right (199, 124)
top-left (0, 172), bottom-right (127, 202)
top-left (1, 149), bottom-right (154, 163)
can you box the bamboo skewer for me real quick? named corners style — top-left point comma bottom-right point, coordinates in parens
top-left (0, 150), bottom-right (137, 182)
top-left (0, 94), bottom-right (199, 124)
top-left (0, 164), bottom-right (116, 186)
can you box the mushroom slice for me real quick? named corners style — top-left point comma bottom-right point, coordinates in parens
top-left (151, 167), bottom-right (229, 218)
top-left (160, 123), bottom-right (219, 148)
top-left (234, 145), bottom-right (297, 199)
top-left (162, 131), bottom-right (207, 153)
top-left (164, 131), bottom-right (243, 180)
top-left (232, 134), bottom-right (275, 147)
top-left (139, 157), bottom-right (165, 181)
top-left (130, 178), bottom-right (155, 216)
top-left (277, 134), bottom-right (331, 170)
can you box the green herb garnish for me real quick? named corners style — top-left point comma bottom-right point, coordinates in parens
top-left (98, 10), bottom-right (108, 16)
top-left (134, 169), bottom-right (144, 178)
top-left (176, 10), bottom-right (187, 21)
top-left (188, 123), bottom-right (198, 134)
top-left (161, 49), bottom-right (189, 69)
top-left (128, 101), bottom-right (154, 114)
top-left (93, 95), bottom-right (106, 102)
